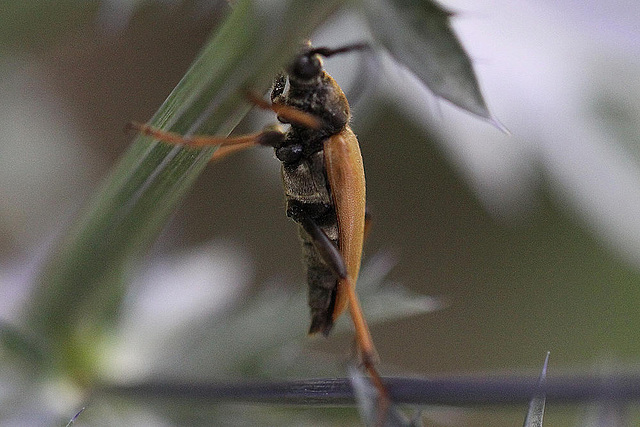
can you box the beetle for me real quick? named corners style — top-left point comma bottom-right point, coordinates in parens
top-left (129, 44), bottom-right (386, 396)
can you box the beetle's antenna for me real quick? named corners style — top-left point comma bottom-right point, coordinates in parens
top-left (309, 43), bottom-right (370, 58)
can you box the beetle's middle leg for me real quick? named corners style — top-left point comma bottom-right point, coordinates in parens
top-left (295, 208), bottom-right (373, 307)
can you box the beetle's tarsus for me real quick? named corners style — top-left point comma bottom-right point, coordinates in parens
top-left (361, 355), bottom-right (391, 427)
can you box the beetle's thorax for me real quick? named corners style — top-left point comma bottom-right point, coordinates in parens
top-left (271, 57), bottom-right (351, 164)
top-left (289, 71), bottom-right (350, 132)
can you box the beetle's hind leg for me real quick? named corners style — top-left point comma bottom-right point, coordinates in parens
top-left (342, 274), bottom-right (391, 426)
top-left (364, 208), bottom-right (373, 243)
top-left (294, 206), bottom-right (389, 407)
top-left (298, 215), bottom-right (347, 280)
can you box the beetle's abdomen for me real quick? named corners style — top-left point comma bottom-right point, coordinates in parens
top-left (281, 151), bottom-right (339, 335)
top-left (299, 226), bottom-right (338, 335)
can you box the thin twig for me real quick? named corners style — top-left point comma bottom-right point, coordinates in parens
top-left (101, 372), bottom-right (640, 406)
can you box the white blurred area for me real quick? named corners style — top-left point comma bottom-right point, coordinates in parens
top-left (109, 241), bottom-right (252, 381)
top-left (0, 60), bottom-right (97, 251)
top-left (0, 59), bottom-right (99, 320)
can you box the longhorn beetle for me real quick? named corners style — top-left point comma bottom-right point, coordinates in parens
top-left (130, 43), bottom-right (388, 402)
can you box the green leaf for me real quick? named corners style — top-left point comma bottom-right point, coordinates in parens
top-left (24, 0), bottom-right (347, 380)
top-left (359, 0), bottom-right (491, 119)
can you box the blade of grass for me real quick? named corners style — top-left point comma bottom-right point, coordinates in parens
top-left (522, 352), bottom-right (549, 427)
top-left (23, 0), bottom-right (347, 380)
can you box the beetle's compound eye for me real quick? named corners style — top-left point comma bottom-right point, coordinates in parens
top-left (290, 53), bottom-right (322, 81)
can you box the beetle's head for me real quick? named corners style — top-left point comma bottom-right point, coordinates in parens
top-left (286, 43), bottom-right (368, 84)
top-left (287, 49), bottom-right (324, 84)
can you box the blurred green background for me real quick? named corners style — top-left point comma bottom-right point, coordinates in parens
top-left (2, 0), bottom-right (640, 425)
